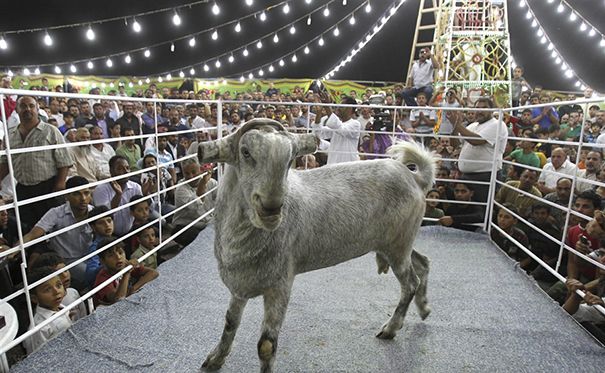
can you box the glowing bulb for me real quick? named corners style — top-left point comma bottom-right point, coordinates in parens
top-left (203, 64), bottom-right (209, 71)
top-left (125, 55), bottom-right (131, 64)
top-left (580, 22), bottom-right (587, 31)
top-left (212, 2), bottom-right (220, 15)
top-left (557, 3), bottom-right (564, 12)
top-left (547, 42), bottom-right (554, 50)
top-left (390, 7), bottom-right (396, 15)
top-left (54, 65), bottom-right (61, 74)
top-left (158, 77), bottom-right (163, 82)
top-left (365, 1), bottom-right (371, 13)
top-left (228, 55), bottom-right (235, 63)
top-left (145, 78), bottom-right (150, 83)
top-left (279, 59), bottom-right (285, 66)
top-left (248, 73), bottom-right (254, 79)
top-left (23, 68), bottom-right (30, 76)
top-left (304, 46), bottom-right (310, 54)
top-left (525, 11), bottom-right (531, 19)
top-left (132, 19), bottom-right (141, 33)
top-left (283, 3), bottom-right (290, 14)
top-left (569, 12), bottom-right (577, 21)
top-left (212, 30), bottom-right (218, 40)
top-left (551, 51), bottom-right (557, 58)
top-left (349, 15), bottom-right (356, 25)
top-left (273, 33), bottom-right (279, 43)
top-left (540, 36), bottom-right (547, 44)
top-left (600, 38), bottom-right (605, 47)
top-left (256, 40), bottom-right (262, 49)
top-left (128, 82), bottom-right (133, 88)
top-left (235, 22), bottom-right (241, 32)
top-left (565, 70), bottom-right (573, 78)
top-left (34, 68), bottom-right (40, 74)
top-left (258, 69), bottom-right (264, 76)
top-left (531, 20), bottom-right (537, 28)
top-left (43, 32), bottom-right (53, 46)
top-left (307, 16), bottom-right (312, 25)
top-left (190, 68), bottom-right (195, 75)
top-left (268, 65), bottom-right (274, 72)
top-left (87, 61), bottom-right (94, 69)
top-left (343, 0), bottom-right (347, 4)
top-left (243, 48), bottom-right (249, 56)
top-left (323, 6), bottom-right (330, 16)
top-left (537, 29), bottom-right (544, 37)
top-left (189, 37), bottom-right (196, 47)
top-left (260, 12), bottom-right (266, 21)
top-left (290, 26), bottom-right (296, 34)
top-left (70, 64), bottom-right (76, 73)
top-left (86, 26), bottom-right (95, 41)
top-left (6, 70), bottom-right (12, 77)
top-left (173, 13), bottom-right (181, 26)
top-left (246, 0), bottom-right (253, 5)
top-left (166, 74), bottom-right (172, 80)
top-left (170, 43), bottom-right (175, 52)
top-left (555, 57), bottom-right (561, 64)
top-left (519, 0), bottom-right (526, 7)
top-left (0, 37), bottom-right (7, 50)
top-left (215, 60), bottom-right (221, 68)
top-left (144, 49), bottom-right (151, 58)
top-left (106, 58), bottom-right (113, 67)
top-left (291, 54), bottom-right (298, 62)
top-left (588, 29), bottom-right (596, 37)
top-left (318, 37), bottom-right (324, 46)
top-left (138, 80), bottom-right (143, 85)
top-left (333, 27), bottom-right (340, 36)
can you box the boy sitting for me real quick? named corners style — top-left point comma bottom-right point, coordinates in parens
top-left (94, 238), bottom-right (158, 306)
top-left (31, 253), bottom-right (87, 321)
top-left (23, 267), bottom-right (72, 354)
top-left (131, 226), bottom-right (159, 270)
top-left (85, 206), bottom-right (115, 288)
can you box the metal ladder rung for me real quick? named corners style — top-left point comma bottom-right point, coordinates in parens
top-left (416, 41), bottom-right (435, 47)
top-left (421, 7), bottom-right (439, 13)
top-left (419, 24), bottom-right (437, 30)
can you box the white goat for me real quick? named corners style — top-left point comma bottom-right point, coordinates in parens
top-left (198, 119), bottom-right (435, 372)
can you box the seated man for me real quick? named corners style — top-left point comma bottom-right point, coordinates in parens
top-left (69, 127), bottom-right (104, 182)
top-left (543, 177), bottom-right (572, 228)
top-left (22, 176), bottom-right (93, 290)
top-left (438, 183), bottom-right (483, 231)
top-left (537, 147), bottom-right (577, 195)
top-left (495, 169), bottom-right (542, 220)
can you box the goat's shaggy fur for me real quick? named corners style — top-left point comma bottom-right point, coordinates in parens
top-left (198, 119), bottom-right (435, 372)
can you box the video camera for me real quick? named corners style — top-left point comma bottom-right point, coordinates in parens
top-left (367, 94), bottom-right (394, 132)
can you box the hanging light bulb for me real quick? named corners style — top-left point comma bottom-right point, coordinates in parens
top-left (333, 27), bottom-right (340, 36)
top-left (248, 73), bottom-right (254, 79)
top-left (189, 37), bottom-right (196, 47)
top-left (349, 15), bottom-right (356, 25)
top-left (106, 58), bottom-right (113, 67)
top-left (390, 6), bottom-right (396, 15)
top-left (87, 61), bottom-right (94, 69)
top-left (304, 46), bottom-right (310, 54)
top-left (132, 19), bottom-right (142, 33)
top-left (215, 60), bottom-right (221, 68)
top-left (273, 33), bottom-right (279, 43)
top-left (243, 48), bottom-right (249, 56)
top-left (170, 43), bottom-right (175, 52)
top-left (190, 68), bottom-right (195, 75)
top-left (166, 73), bottom-right (172, 80)
top-left (600, 38), bottom-right (605, 47)
top-left (258, 69), bottom-right (264, 76)
top-left (179, 71), bottom-right (185, 78)
top-left (579, 22), bottom-right (587, 32)
top-left (256, 40), bottom-right (263, 49)
top-left (246, 0), bottom-right (253, 6)
top-left (54, 65), bottom-right (61, 74)
top-left (228, 54), bottom-right (235, 63)
top-left (279, 59), bottom-right (285, 66)
top-left (260, 11), bottom-right (267, 21)
top-left (212, 30), bottom-right (218, 40)
top-left (86, 26), bottom-right (95, 41)
top-left (145, 78), bottom-right (151, 83)
top-left (173, 12), bottom-right (182, 26)
top-left (525, 10), bottom-right (531, 19)
top-left (34, 67), bottom-right (40, 74)
top-left (564, 70), bottom-right (573, 78)
top-left (158, 77), bottom-right (163, 82)
top-left (323, 6), bottom-right (330, 16)
top-left (537, 29), bottom-right (544, 37)
top-left (203, 64), bottom-right (209, 72)
top-left (0, 36), bottom-right (7, 50)
top-left (239, 76), bottom-right (245, 82)
top-left (557, 3), bottom-right (564, 12)
top-left (343, 0), bottom-right (347, 4)
top-left (283, 3), bottom-right (290, 14)
top-left (531, 20), bottom-right (537, 28)
top-left (365, 1), bottom-right (371, 13)
top-left (235, 22), bottom-right (241, 32)
top-left (23, 68), bottom-right (31, 76)
top-left (212, 2), bottom-right (220, 15)
top-left (125, 55), bottom-right (132, 64)
top-left (128, 82), bottom-right (134, 88)
top-left (307, 16), bottom-right (312, 25)
top-left (291, 54), bottom-right (298, 62)
top-left (268, 65), bottom-right (274, 72)
top-left (290, 25), bottom-right (296, 34)
top-left (43, 31), bottom-right (53, 46)
top-left (569, 12), bottom-right (577, 21)
top-left (588, 29), bottom-right (596, 37)
top-left (318, 37), bottom-right (324, 46)
top-left (144, 49), bottom-right (151, 58)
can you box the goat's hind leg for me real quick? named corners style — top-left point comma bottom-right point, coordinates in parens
top-left (412, 250), bottom-right (431, 320)
top-left (202, 295), bottom-right (248, 371)
top-left (376, 254), bottom-right (419, 340)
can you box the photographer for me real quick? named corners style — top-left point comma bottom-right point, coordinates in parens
top-left (429, 86), bottom-right (465, 135)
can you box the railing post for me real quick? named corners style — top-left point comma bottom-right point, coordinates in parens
top-left (485, 108), bottom-right (503, 232)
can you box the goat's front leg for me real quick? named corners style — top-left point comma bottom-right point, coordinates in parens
top-left (202, 295), bottom-right (248, 371)
top-left (258, 284), bottom-right (292, 373)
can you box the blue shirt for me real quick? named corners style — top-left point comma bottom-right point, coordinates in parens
top-left (85, 236), bottom-right (103, 287)
top-left (531, 108), bottom-right (559, 130)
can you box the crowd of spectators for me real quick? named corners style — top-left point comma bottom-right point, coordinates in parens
top-left (0, 68), bottom-right (604, 360)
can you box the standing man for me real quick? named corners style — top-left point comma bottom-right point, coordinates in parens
top-left (450, 97), bottom-right (508, 207)
top-left (91, 103), bottom-right (113, 138)
top-left (402, 47), bottom-right (440, 106)
top-left (312, 96), bottom-right (362, 165)
top-left (0, 96), bottom-right (74, 231)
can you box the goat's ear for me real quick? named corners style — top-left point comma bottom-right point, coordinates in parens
top-left (293, 133), bottom-right (318, 157)
top-left (198, 136), bottom-right (236, 164)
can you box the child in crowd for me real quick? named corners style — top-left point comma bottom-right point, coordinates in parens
top-left (423, 189), bottom-right (444, 226)
top-left (85, 206), bottom-right (115, 288)
top-left (31, 253), bottom-right (87, 321)
top-left (23, 267), bottom-right (72, 355)
top-left (93, 238), bottom-right (158, 306)
top-left (490, 204), bottom-right (531, 270)
top-left (439, 183), bottom-right (483, 231)
top-left (127, 195), bottom-right (152, 256)
top-left (131, 226), bottom-right (159, 269)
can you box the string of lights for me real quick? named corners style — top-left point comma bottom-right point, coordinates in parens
top-left (518, 0), bottom-right (591, 90)
top-left (156, 0), bottom-right (374, 81)
top-left (545, 0), bottom-right (605, 46)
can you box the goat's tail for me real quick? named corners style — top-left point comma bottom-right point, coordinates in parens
top-left (386, 140), bottom-right (436, 193)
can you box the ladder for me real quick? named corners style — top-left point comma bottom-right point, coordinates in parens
top-left (406, 0), bottom-right (442, 84)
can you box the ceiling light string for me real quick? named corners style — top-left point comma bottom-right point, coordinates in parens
top-left (3, 0), bottom-right (337, 72)
top-left (520, 0), bottom-right (591, 90)
top-left (550, 0), bottom-right (605, 43)
top-left (151, 0), bottom-right (367, 80)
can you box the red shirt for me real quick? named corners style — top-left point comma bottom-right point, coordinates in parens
top-left (93, 266), bottom-right (145, 306)
top-left (3, 96), bottom-right (16, 118)
top-left (566, 224), bottom-right (599, 280)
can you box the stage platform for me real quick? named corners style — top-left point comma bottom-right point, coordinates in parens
top-left (11, 226), bottom-right (605, 372)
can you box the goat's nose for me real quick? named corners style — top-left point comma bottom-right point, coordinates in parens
top-left (259, 200), bottom-right (283, 217)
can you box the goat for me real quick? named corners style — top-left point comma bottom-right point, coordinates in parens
top-left (198, 119), bottom-right (435, 372)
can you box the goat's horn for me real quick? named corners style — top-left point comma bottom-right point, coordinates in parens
top-left (236, 118), bottom-right (285, 137)
top-left (294, 133), bottom-right (318, 157)
top-left (198, 134), bottom-right (236, 164)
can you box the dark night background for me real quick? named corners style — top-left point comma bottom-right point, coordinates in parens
top-left (0, 0), bottom-right (603, 91)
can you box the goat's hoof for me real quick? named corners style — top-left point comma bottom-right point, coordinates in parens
top-left (419, 306), bottom-right (431, 320)
top-left (376, 327), bottom-right (396, 340)
top-left (201, 354), bottom-right (224, 371)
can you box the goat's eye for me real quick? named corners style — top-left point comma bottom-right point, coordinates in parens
top-left (241, 148), bottom-right (251, 158)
